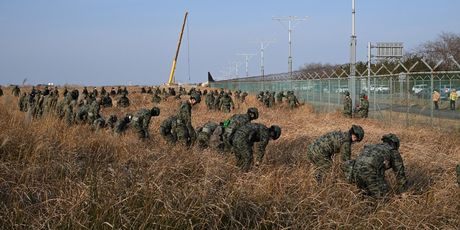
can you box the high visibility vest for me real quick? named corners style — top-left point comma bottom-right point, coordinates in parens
top-left (450, 92), bottom-right (458, 101)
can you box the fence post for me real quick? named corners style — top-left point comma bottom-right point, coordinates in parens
top-left (406, 75), bottom-right (410, 127)
top-left (390, 77), bottom-right (393, 125)
top-left (430, 72), bottom-right (434, 126)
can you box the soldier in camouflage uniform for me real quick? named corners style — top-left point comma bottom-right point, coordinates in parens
top-left (107, 114), bottom-right (118, 130)
top-left (307, 125), bottom-right (364, 182)
top-left (355, 93), bottom-right (369, 118)
top-left (132, 107), bottom-right (160, 139)
top-left (205, 92), bottom-right (215, 110)
top-left (195, 121), bottom-right (219, 149)
top-left (345, 134), bottom-right (407, 198)
top-left (101, 94), bottom-right (113, 108)
top-left (117, 93), bottom-right (130, 108)
top-left (213, 92), bottom-right (222, 111)
top-left (256, 91), bottom-right (264, 103)
top-left (343, 91), bottom-right (352, 118)
top-left (160, 115), bottom-right (178, 143)
top-left (114, 114), bottom-right (132, 135)
top-left (161, 93), bottom-right (201, 146)
top-left (287, 91), bottom-right (300, 109)
top-left (0, 86), bottom-right (3, 97)
top-left (232, 123), bottom-right (281, 171)
top-left (222, 107), bottom-right (259, 152)
top-left (219, 93), bottom-right (234, 112)
top-left (93, 116), bottom-right (106, 132)
top-left (75, 102), bottom-right (90, 124)
top-left (276, 91), bottom-right (285, 103)
top-left (240, 91), bottom-right (248, 103)
top-left (100, 87), bottom-right (107, 96)
top-left (152, 92), bottom-right (162, 104)
top-left (87, 98), bottom-right (101, 125)
top-left (12, 85), bottom-right (20, 97)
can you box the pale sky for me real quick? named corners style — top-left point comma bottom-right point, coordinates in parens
top-left (0, 0), bottom-right (459, 86)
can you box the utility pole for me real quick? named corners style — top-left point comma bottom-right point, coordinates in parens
top-left (273, 16), bottom-right (308, 77)
top-left (237, 53), bottom-right (256, 77)
top-left (256, 40), bottom-right (275, 78)
top-left (349, 0), bottom-right (357, 110)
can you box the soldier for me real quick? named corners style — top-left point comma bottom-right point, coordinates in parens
top-left (287, 91), bottom-right (300, 109)
top-left (276, 91), bottom-right (285, 103)
top-left (100, 86), bottom-right (107, 96)
top-left (75, 103), bottom-right (90, 124)
top-left (93, 116), bottom-right (106, 132)
top-left (232, 123), bottom-right (281, 171)
top-left (42, 86), bottom-right (50, 96)
top-left (18, 92), bottom-right (27, 111)
top-left (117, 93), bottom-right (130, 108)
top-left (343, 91), bottom-right (352, 118)
top-left (240, 91), bottom-right (248, 103)
top-left (92, 87), bottom-right (98, 97)
top-left (110, 87), bottom-right (117, 96)
top-left (161, 93), bottom-right (201, 146)
top-left (264, 92), bottom-right (275, 108)
top-left (213, 91), bottom-right (222, 110)
top-left (345, 134), bottom-right (407, 198)
top-left (219, 93), bottom-right (234, 112)
top-left (450, 89), bottom-right (458, 110)
top-left (122, 86), bottom-right (129, 95)
top-left (256, 91), bottom-right (264, 103)
top-left (355, 93), bottom-right (369, 118)
top-left (107, 114), bottom-right (118, 130)
top-left (87, 98), bottom-right (101, 125)
top-left (132, 107), bottom-right (161, 139)
top-left (114, 114), bottom-right (132, 135)
top-left (101, 94), bottom-right (113, 108)
top-left (62, 86), bottom-right (68, 97)
top-left (116, 86), bottom-right (123, 95)
top-left (152, 92), bottom-right (162, 104)
top-left (81, 86), bottom-right (89, 97)
top-left (0, 85), bottom-right (3, 97)
top-left (222, 107), bottom-right (259, 151)
top-left (160, 115), bottom-right (178, 143)
top-left (307, 125), bottom-right (364, 182)
top-left (12, 85), bottom-right (21, 97)
top-left (205, 92), bottom-right (215, 110)
top-left (146, 87), bottom-right (153, 94)
top-left (140, 87), bottom-right (147, 94)
top-left (196, 121), bottom-right (219, 149)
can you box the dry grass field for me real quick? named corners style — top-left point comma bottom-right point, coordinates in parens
top-left (0, 87), bottom-right (459, 229)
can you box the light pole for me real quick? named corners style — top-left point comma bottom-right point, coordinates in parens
top-left (273, 16), bottom-right (308, 77)
top-left (349, 0), bottom-right (357, 110)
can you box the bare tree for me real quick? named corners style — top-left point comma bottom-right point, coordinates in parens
top-left (416, 32), bottom-right (460, 70)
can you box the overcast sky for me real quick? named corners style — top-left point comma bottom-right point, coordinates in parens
top-left (1, 0), bottom-right (459, 86)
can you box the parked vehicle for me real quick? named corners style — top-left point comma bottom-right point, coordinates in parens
top-left (412, 84), bottom-right (429, 94)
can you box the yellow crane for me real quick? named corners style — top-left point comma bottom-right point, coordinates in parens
top-left (168, 11), bottom-right (188, 85)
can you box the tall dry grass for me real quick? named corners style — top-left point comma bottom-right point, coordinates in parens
top-left (0, 89), bottom-right (459, 229)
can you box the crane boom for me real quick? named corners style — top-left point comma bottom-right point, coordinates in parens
top-left (168, 11), bottom-right (188, 85)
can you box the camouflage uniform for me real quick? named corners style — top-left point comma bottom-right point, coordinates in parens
top-left (173, 101), bottom-right (196, 146)
top-left (107, 115), bottom-right (118, 130)
top-left (87, 100), bottom-right (101, 125)
top-left (132, 108), bottom-right (160, 139)
top-left (222, 114), bottom-right (253, 151)
top-left (152, 93), bottom-right (162, 103)
top-left (101, 94), bottom-right (113, 108)
top-left (276, 91), bottom-right (285, 103)
top-left (213, 93), bottom-right (222, 111)
top-left (75, 104), bottom-right (90, 124)
top-left (350, 142), bottom-right (407, 198)
top-left (196, 121), bottom-right (219, 149)
top-left (219, 94), bottom-right (234, 112)
top-left (117, 94), bottom-right (130, 108)
top-left (240, 92), bottom-right (248, 103)
top-left (205, 93), bottom-right (215, 110)
top-left (12, 86), bottom-right (20, 97)
top-left (356, 94), bottom-right (369, 118)
top-left (0, 86), bottom-right (3, 96)
top-left (93, 117), bottom-right (106, 132)
top-left (307, 131), bottom-right (353, 181)
top-left (231, 123), bottom-right (280, 171)
top-left (287, 91), bottom-right (300, 109)
top-left (160, 115), bottom-right (178, 143)
top-left (18, 93), bottom-right (27, 111)
top-left (114, 115), bottom-right (131, 135)
top-left (100, 87), bottom-right (107, 96)
top-left (343, 93), bottom-right (352, 118)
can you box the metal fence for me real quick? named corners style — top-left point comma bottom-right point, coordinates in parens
top-left (210, 62), bottom-right (460, 130)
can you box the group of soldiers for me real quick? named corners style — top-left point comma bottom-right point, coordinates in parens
top-left (343, 91), bottom-right (369, 118)
top-left (1, 84), bottom-right (459, 199)
top-left (307, 124), bottom-right (410, 198)
top-left (204, 89), bottom-right (249, 112)
top-left (256, 90), bottom-right (300, 109)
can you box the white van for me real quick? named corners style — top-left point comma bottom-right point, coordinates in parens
top-left (412, 84), bottom-right (429, 94)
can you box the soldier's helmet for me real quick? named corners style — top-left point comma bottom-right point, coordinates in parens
top-left (191, 93), bottom-right (201, 104)
top-left (344, 91), bottom-right (350, 96)
top-left (247, 107), bottom-right (259, 120)
top-left (359, 93), bottom-right (366, 98)
top-left (350, 124), bottom-right (364, 142)
top-left (150, 107), bottom-right (161, 116)
top-left (381, 133), bottom-right (400, 150)
top-left (269, 125), bottom-right (282, 140)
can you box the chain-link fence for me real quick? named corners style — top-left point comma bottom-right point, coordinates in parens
top-left (210, 62), bottom-right (460, 130)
